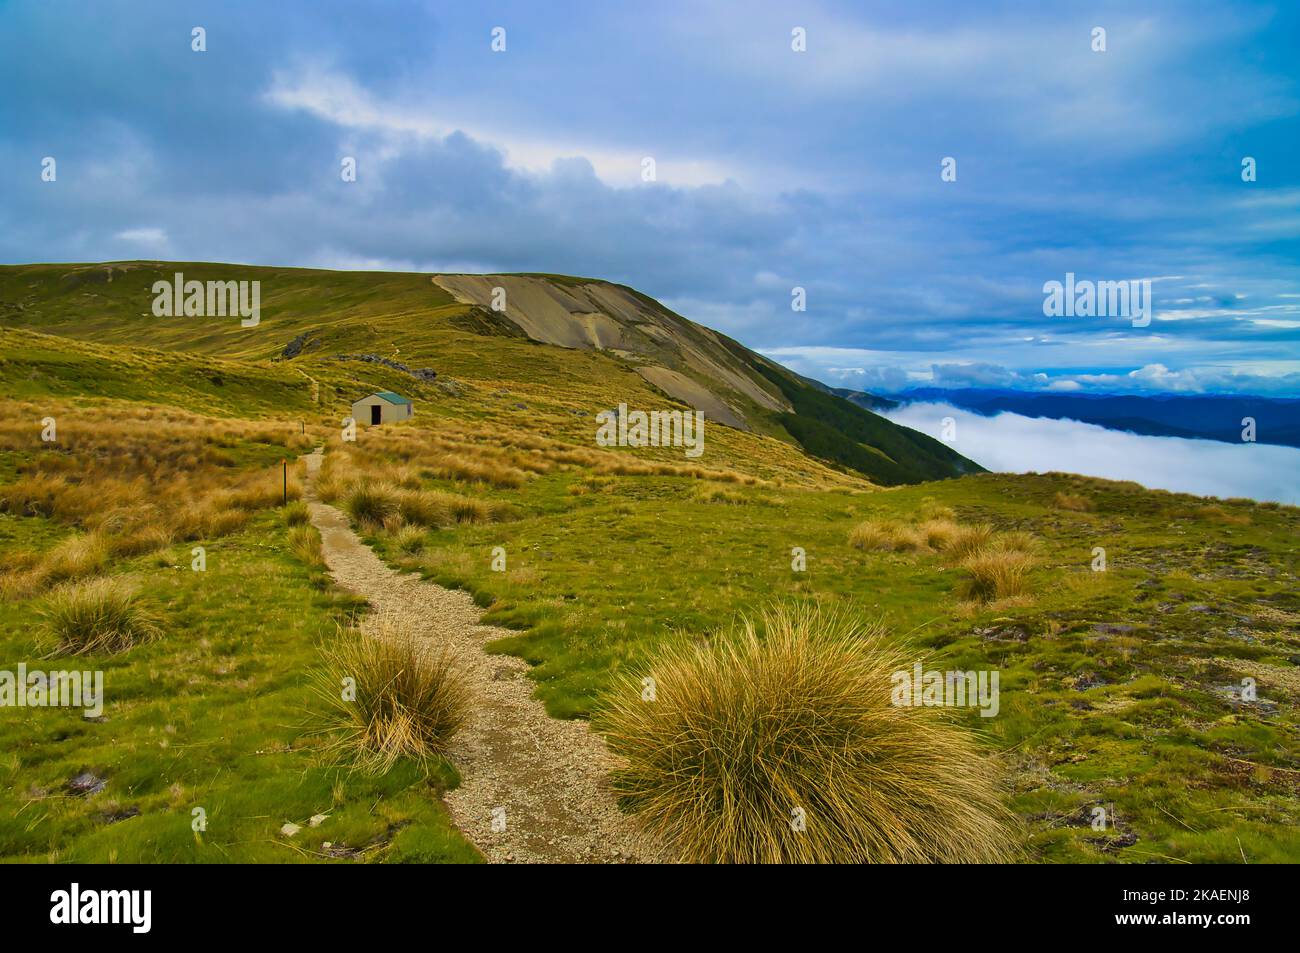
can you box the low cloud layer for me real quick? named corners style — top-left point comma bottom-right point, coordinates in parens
top-left (883, 402), bottom-right (1300, 504)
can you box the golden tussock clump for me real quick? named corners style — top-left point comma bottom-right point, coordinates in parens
top-left (848, 518), bottom-right (930, 553)
top-left (39, 577), bottom-right (162, 656)
top-left (314, 615), bottom-right (471, 774)
top-left (1053, 491), bottom-right (1093, 512)
top-left (598, 603), bottom-right (1016, 864)
top-left (956, 549), bottom-right (1036, 603)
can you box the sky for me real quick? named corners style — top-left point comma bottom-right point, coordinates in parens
top-left (1, 0), bottom-right (1297, 397)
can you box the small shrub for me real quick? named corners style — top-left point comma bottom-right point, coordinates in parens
top-left (598, 604), bottom-right (1014, 863)
top-left (39, 578), bottom-right (161, 655)
top-left (315, 616), bottom-right (470, 773)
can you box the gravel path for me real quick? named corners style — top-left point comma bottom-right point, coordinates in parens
top-left (302, 449), bottom-right (664, 864)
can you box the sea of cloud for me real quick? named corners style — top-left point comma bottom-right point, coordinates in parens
top-left (882, 402), bottom-right (1300, 505)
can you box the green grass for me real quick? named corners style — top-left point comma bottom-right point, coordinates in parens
top-left (368, 464), bottom-right (1300, 864)
top-left (0, 512), bottom-right (480, 864)
top-left (4, 262), bottom-right (1298, 865)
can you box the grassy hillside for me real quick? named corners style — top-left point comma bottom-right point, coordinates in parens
top-left (1, 262), bottom-right (1297, 864)
top-left (0, 261), bottom-right (978, 485)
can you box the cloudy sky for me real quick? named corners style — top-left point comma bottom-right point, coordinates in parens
top-left (2, 0), bottom-right (1297, 396)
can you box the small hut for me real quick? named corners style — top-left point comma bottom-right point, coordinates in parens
top-left (351, 391), bottom-right (414, 426)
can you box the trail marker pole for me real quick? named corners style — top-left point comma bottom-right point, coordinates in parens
top-left (283, 460), bottom-right (288, 506)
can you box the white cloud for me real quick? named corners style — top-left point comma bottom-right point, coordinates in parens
top-left (263, 65), bottom-right (735, 187)
top-left (114, 226), bottom-right (168, 246)
top-left (884, 402), bottom-right (1300, 504)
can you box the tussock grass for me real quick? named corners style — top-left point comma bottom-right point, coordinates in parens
top-left (344, 482), bottom-right (399, 530)
top-left (598, 604), bottom-right (1015, 863)
top-left (423, 454), bottom-right (526, 489)
top-left (397, 488), bottom-right (501, 527)
top-left (692, 484), bottom-right (749, 505)
top-left (173, 504), bottom-right (248, 540)
top-left (957, 548), bottom-right (1036, 603)
top-left (315, 616), bottom-right (470, 774)
top-left (39, 578), bottom-right (161, 655)
top-left (105, 523), bottom-right (174, 558)
top-left (1198, 504), bottom-right (1251, 526)
top-left (919, 499), bottom-right (956, 521)
top-left (989, 530), bottom-right (1037, 554)
top-left (40, 532), bottom-right (109, 584)
top-left (287, 524), bottom-right (326, 569)
top-left (937, 523), bottom-right (996, 563)
top-left (392, 524), bottom-right (428, 554)
top-left (1053, 491), bottom-right (1093, 512)
top-left (283, 501), bottom-right (311, 526)
top-left (849, 518), bottom-right (929, 552)
top-left (917, 518), bottom-right (962, 550)
top-left (0, 405), bottom-right (308, 547)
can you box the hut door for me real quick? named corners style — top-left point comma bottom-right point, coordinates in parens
top-left (370, 405), bottom-right (382, 425)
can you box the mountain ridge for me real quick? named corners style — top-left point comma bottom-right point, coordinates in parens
top-left (0, 261), bottom-right (980, 485)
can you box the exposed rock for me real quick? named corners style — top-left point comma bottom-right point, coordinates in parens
top-left (332, 353), bottom-right (437, 381)
top-left (975, 624), bottom-right (1030, 643)
top-left (282, 332), bottom-right (322, 359)
top-left (95, 806), bottom-right (141, 824)
top-left (66, 772), bottom-right (107, 796)
top-left (280, 822), bottom-right (302, 837)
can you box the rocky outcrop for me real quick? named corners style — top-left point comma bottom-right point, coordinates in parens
top-left (332, 353), bottom-right (437, 382)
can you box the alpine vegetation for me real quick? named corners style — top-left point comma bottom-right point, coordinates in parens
top-left (315, 614), bottom-right (471, 774)
top-left (596, 404), bottom-right (705, 459)
top-left (151, 271), bottom-right (261, 327)
top-left (598, 604), bottom-right (1015, 863)
top-left (38, 578), bottom-right (161, 656)
top-left (0, 664), bottom-right (104, 718)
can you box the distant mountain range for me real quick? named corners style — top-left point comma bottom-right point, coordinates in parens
top-left (851, 387), bottom-right (1300, 449)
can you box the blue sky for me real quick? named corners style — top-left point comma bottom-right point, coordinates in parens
top-left (2, 0), bottom-right (1297, 396)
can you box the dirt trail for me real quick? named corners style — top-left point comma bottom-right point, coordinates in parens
top-left (301, 449), bottom-right (664, 863)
